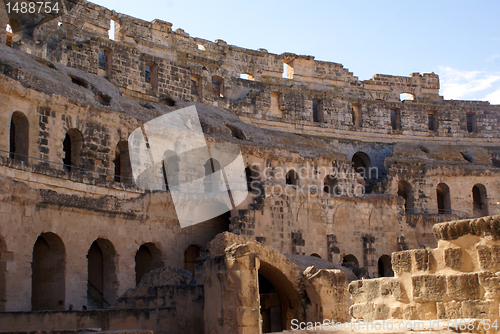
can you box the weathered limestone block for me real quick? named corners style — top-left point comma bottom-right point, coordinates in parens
top-left (437, 300), bottom-right (496, 319)
top-left (478, 271), bottom-right (500, 299)
top-left (476, 245), bottom-right (500, 272)
top-left (392, 251), bottom-right (412, 275)
top-left (349, 302), bottom-right (390, 320)
top-left (348, 277), bottom-right (407, 304)
top-left (412, 274), bottom-right (447, 302)
top-left (416, 301), bottom-right (438, 320)
top-left (444, 247), bottom-right (462, 270)
top-left (413, 249), bottom-right (433, 272)
top-left (446, 273), bottom-right (480, 301)
top-left (389, 304), bottom-right (418, 320)
top-left (433, 215), bottom-right (500, 241)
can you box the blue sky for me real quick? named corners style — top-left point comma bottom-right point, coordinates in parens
top-left (95, 0), bottom-right (500, 104)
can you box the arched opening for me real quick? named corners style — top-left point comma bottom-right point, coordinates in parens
top-left (161, 150), bottom-right (180, 191)
top-left (285, 169), bottom-right (298, 186)
top-left (184, 245), bottom-right (201, 276)
top-left (135, 243), bottom-right (163, 285)
top-left (240, 73), bottom-right (254, 81)
top-left (32, 233), bottom-right (66, 311)
top-left (87, 239), bottom-right (117, 309)
top-left (436, 183), bottom-right (451, 214)
top-left (245, 165), bottom-right (260, 192)
top-left (9, 111), bottom-right (29, 162)
top-left (377, 255), bottom-right (393, 277)
top-left (397, 180), bottom-right (413, 212)
top-left (0, 237), bottom-right (7, 312)
top-left (310, 253), bottom-right (321, 258)
top-left (114, 141), bottom-right (132, 183)
top-left (400, 93), bottom-right (414, 101)
top-left (258, 260), bottom-right (300, 331)
top-left (323, 174), bottom-right (339, 195)
top-left (352, 152), bottom-right (371, 179)
top-left (63, 128), bottom-right (83, 172)
top-left (342, 254), bottom-right (359, 269)
top-left (259, 273), bottom-right (282, 333)
top-left (6, 20), bottom-right (20, 47)
top-left (204, 158), bottom-right (221, 193)
top-left (472, 184), bottom-right (488, 217)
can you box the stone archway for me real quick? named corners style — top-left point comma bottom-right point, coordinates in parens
top-left (32, 232), bottom-right (66, 311)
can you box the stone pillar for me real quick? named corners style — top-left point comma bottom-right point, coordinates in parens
top-left (204, 244), bottom-right (261, 334)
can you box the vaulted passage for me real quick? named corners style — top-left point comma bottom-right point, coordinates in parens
top-left (63, 128), bottom-right (83, 172)
top-left (259, 273), bottom-right (282, 333)
top-left (114, 140), bottom-right (133, 183)
top-left (378, 255), bottom-right (393, 277)
top-left (9, 111), bottom-right (29, 162)
top-left (472, 184), bottom-right (488, 217)
top-left (436, 183), bottom-right (451, 214)
top-left (352, 152), bottom-right (371, 179)
top-left (135, 243), bottom-right (163, 285)
top-left (87, 239), bottom-right (117, 309)
top-left (184, 245), bottom-right (201, 275)
top-left (32, 233), bottom-right (66, 311)
top-left (286, 169), bottom-right (299, 186)
top-left (397, 180), bottom-right (413, 212)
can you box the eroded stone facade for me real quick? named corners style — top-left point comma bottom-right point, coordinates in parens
top-left (0, 0), bottom-right (499, 333)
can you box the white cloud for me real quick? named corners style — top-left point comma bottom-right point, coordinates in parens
top-left (438, 66), bottom-right (500, 103)
top-left (484, 88), bottom-right (500, 104)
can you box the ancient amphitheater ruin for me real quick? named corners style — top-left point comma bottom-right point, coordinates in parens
top-left (0, 0), bottom-right (498, 333)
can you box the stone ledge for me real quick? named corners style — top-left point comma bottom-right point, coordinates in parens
top-left (432, 215), bottom-right (500, 241)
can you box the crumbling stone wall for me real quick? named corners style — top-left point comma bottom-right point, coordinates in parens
top-left (349, 215), bottom-right (500, 333)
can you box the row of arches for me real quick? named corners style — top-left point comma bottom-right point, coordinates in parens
top-left (341, 254), bottom-right (393, 278)
top-left (397, 180), bottom-right (489, 216)
top-left (7, 111), bottom-right (133, 181)
top-left (2, 232), bottom-right (203, 311)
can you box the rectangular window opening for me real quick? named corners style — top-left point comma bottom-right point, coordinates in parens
top-left (466, 113), bottom-right (476, 133)
top-left (390, 108), bottom-right (401, 130)
top-left (145, 61), bottom-right (158, 90)
top-left (270, 91), bottom-right (283, 116)
top-left (351, 103), bottom-right (362, 127)
top-left (98, 47), bottom-right (112, 76)
top-left (313, 99), bottom-right (323, 122)
top-left (427, 111), bottom-right (438, 131)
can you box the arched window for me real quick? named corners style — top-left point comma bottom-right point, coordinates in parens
top-left (63, 128), bottom-right (83, 172)
top-left (161, 150), bottom-right (180, 191)
top-left (114, 141), bottom-right (132, 183)
top-left (342, 254), bottom-right (359, 269)
top-left (184, 245), bottom-right (201, 276)
top-left (472, 184), bottom-right (488, 217)
top-left (87, 239), bottom-right (117, 309)
top-left (323, 174), bottom-right (339, 195)
top-left (285, 169), bottom-right (298, 186)
top-left (378, 255), bottom-right (393, 277)
top-left (310, 253), bottom-right (321, 258)
top-left (204, 158), bottom-right (221, 192)
top-left (352, 152), bottom-right (371, 179)
top-left (397, 180), bottom-right (413, 212)
top-left (32, 233), bottom-right (65, 311)
top-left (436, 183), bottom-right (451, 214)
top-left (9, 111), bottom-right (29, 162)
top-left (245, 165), bottom-right (260, 192)
top-left (135, 243), bottom-right (163, 285)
